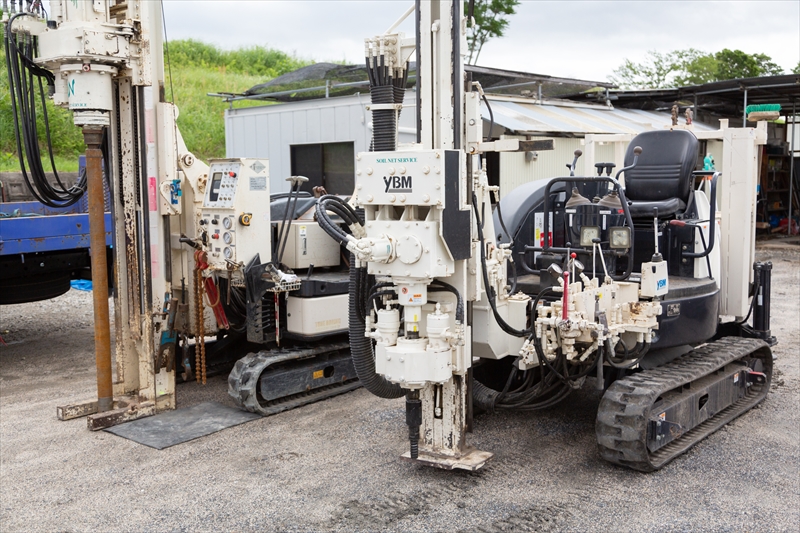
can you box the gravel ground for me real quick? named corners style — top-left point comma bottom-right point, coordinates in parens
top-left (1, 247), bottom-right (798, 532)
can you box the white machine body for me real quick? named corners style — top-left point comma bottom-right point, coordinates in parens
top-left (286, 294), bottom-right (348, 336)
top-left (352, 149), bottom-right (473, 389)
top-left (640, 260), bottom-right (669, 298)
top-left (355, 150), bottom-right (458, 279)
top-left (282, 221), bottom-right (340, 270)
top-left (199, 159), bottom-right (270, 271)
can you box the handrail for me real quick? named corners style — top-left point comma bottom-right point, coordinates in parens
top-left (524, 175), bottom-right (635, 281)
top-left (681, 171), bottom-right (719, 259)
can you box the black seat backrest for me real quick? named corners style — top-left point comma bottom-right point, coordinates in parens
top-left (623, 130), bottom-right (699, 203)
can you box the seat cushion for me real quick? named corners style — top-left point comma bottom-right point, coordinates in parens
top-left (624, 130), bottom-right (699, 204)
top-left (628, 198), bottom-right (686, 218)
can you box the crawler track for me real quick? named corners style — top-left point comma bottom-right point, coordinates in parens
top-left (596, 337), bottom-right (772, 471)
top-left (228, 342), bottom-right (360, 416)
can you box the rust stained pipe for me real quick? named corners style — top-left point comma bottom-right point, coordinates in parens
top-left (83, 126), bottom-right (113, 413)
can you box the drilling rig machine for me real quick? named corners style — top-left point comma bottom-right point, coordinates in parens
top-left (315, 0), bottom-right (775, 471)
top-left (3, 0), bottom-right (358, 429)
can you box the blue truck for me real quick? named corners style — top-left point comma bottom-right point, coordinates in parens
top-left (0, 159), bottom-right (112, 305)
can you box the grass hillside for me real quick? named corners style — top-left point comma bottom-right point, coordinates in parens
top-left (1, 40), bottom-right (309, 171)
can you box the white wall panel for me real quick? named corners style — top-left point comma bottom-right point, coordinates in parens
top-left (498, 136), bottom-right (615, 197)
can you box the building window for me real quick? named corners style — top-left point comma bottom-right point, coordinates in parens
top-left (290, 142), bottom-right (355, 195)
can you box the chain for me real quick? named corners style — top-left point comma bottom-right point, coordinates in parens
top-left (194, 261), bottom-right (207, 385)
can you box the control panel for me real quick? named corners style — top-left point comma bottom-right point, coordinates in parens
top-left (199, 158), bottom-right (271, 271)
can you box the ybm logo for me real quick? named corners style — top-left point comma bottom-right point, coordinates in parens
top-left (656, 279), bottom-right (667, 290)
top-left (68, 79), bottom-right (75, 96)
top-left (383, 175), bottom-right (412, 193)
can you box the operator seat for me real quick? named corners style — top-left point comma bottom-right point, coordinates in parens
top-left (623, 129), bottom-right (699, 218)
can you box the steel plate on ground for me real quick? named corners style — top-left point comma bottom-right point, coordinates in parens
top-left (104, 401), bottom-right (260, 449)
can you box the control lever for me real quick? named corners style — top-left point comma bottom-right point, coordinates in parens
top-left (179, 234), bottom-right (202, 250)
top-left (591, 237), bottom-right (601, 279)
top-left (275, 175), bottom-right (309, 265)
top-left (594, 162), bottom-right (616, 177)
top-left (595, 163), bottom-right (606, 177)
top-left (567, 150), bottom-right (583, 176)
top-left (652, 207), bottom-right (662, 262)
top-left (614, 146), bottom-right (642, 182)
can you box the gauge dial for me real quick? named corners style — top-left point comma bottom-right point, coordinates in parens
top-left (223, 247), bottom-right (233, 259)
top-left (223, 217), bottom-right (233, 229)
top-left (223, 232), bottom-right (232, 244)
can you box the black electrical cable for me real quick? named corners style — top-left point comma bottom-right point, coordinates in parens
top-left (733, 273), bottom-right (761, 326)
top-left (604, 338), bottom-right (648, 369)
top-left (481, 92), bottom-right (494, 141)
top-left (507, 259), bottom-right (518, 295)
top-left (490, 186), bottom-right (519, 295)
top-left (4, 13), bottom-right (86, 207)
top-left (472, 282), bottom-right (605, 412)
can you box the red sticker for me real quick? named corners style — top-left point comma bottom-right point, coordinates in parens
top-left (148, 177), bottom-right (157, 211)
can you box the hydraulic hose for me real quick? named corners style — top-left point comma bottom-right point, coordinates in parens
top-left (472, 192), bottom-right (530, 338)
top-left (365, 48), bottom-right (407, 152)
top-left (429, 280), bottom-right (464, 323)
top-left (605, 338), bottom-right (648, 369)
top-left (315, 200), bottom-right (351, 246)
top-left (320, 194), bottom-right (361, 224)
top-left (493, 196), bottom-right (518, 294)
top-left (4, 13), bottom-right (87, 207)
top-left (367, 289), bottom-right (396, 314)
top-left (348, 255), bottom-right (405, 399)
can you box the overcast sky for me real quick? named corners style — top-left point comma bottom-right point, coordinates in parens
top-left (162, 0), bottom-right (800, 83)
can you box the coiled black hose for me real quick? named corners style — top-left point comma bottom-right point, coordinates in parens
top-left (320, 194), bottom-right (362, 224)
top-left (348, 255), bottom-right (405, 399)
top-left (315, 200), bottom-right (351, 246)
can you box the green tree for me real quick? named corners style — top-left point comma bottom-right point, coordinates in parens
top-left (464, 0), bottom-right (520, 65)
top-left (610, 49), bottom-right (705, 89)
top-left (714, 49), bottom-right (783, 79)
top-left (611, 48), bottom-right (787, 89)
top-left (794, 62), bottom-right (800, 74)
top-left (675, 53), bottom-right (718, 86)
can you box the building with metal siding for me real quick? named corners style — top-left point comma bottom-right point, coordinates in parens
top-left (224, 92), bottom-right (715, 196)
top-left (225, 93), bottom-right (418, 194)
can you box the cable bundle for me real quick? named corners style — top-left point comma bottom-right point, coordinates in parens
top-left (365, 43), bottom-right (408, 152)
top-left (4, 12), bottom-right (87, 207)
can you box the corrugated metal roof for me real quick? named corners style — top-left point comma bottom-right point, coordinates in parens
top-left (483, 97), bottom-right (716, 135)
